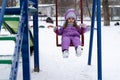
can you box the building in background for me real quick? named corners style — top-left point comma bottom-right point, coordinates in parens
top-left (38, 4), bottom-right (55, 17)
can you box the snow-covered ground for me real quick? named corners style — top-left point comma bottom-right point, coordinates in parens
top-left (0, 21), bottom-right (120, 80)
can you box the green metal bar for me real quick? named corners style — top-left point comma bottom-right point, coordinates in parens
top-left (0, 60), bottom-right (12, 64)
top-left (4, 17), bottom-right (19, 21)
top-left (0, 35), bottom-right (16, 41)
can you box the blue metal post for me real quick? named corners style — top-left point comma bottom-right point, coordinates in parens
top-left (0, 0), bottom-right (8, 31)
top-left (33, 0), bottom-right (40, 72)
top-left (88, 0), bottom-right (96, 65)
top-left (96, 0), bottom-right (102, 79)
top-left (21, 0), bottom-right (31, 80)
top-left (9, 3), bottom-right (25, 80)
top-left (87, 0), bottom-right (102, 79)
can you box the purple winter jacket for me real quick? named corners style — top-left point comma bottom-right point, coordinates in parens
top-left (55, 25), bottom-right (89, 37)
top-left (54, 24), bottom-right (90, 50)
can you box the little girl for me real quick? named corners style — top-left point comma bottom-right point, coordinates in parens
top-left (49, 9), bottom-right (90, 58)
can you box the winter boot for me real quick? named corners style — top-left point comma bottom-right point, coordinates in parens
top-left (76, 46), bottom-right (83, 57)
top-left (62, 50), bottom-right (69, 58)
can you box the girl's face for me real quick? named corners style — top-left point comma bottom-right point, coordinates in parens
top-left (67, 17), bottom-right (75, 23)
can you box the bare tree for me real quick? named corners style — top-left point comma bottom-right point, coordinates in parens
top-left (7, 0), bottom-right (16, 7)
top-left (102, 0), bottom-right (110, 26)
top-left (0, 0), bottom-right (2, 6)
top-left (40, 0), bottom-right (55, 4)
top-left (0, 0), bottom-right (16, 7)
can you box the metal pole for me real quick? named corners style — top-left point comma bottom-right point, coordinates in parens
top-left (33, 0), bottom-right (40, 72)
top-left (80, 0), bottom-right (83, 24)
top-left (21, 0), bottom-right (31, 80)
top-left (0, 0), bottom-right (8, 31)
top-left (80, 0), bottom-right (84, 46)
top-left (97, 0), bottom-right (102, 79)
top-left (55, 0), bottom-right (59, 46)
top-left (9, 3), bottom-right (25, 80)
top-left (88, 0), bottom-right (96, 65)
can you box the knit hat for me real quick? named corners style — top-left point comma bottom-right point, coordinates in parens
top-left (65, 9), bottom-right (77, 20)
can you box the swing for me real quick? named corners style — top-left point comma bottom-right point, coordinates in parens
top-left (55, 0), bottom-right (84, 47)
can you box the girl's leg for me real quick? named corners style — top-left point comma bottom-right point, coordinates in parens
top-left (62, 36), bottom-right (71, 51)
top-left (72, 36), bottom-right (81, 47)
top-left (72, 36), bottom-right (83, 57)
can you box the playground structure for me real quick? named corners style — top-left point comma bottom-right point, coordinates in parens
top-left (0, 0), bottom-right (102, 80)
top-left (2, 16), bottom-right (34, 55)
top-left (0, 0), bottom-right (39, 80)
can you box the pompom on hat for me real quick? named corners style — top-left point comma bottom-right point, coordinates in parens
top-left (65, 9), bottom-right (77, 20)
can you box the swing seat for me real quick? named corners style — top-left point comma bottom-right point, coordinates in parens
top-left (57, 42), bottom-right (84, 47)
top-left (56, 34), bottom-right (84, 47)
top-left (57, 42), bottom-right (74, 46)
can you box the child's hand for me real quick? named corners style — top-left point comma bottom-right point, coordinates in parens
top-left (47, 25), bottom-right (54, 28)
top-left (53, 26), bottom-right (58, 32)
top-left (80, 23), bottom-right (90, 28)
top-left (80, 23), bottom-right (86, 28)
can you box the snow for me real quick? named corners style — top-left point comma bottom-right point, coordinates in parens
top-left (0, 21), bottom-right (120, 80)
